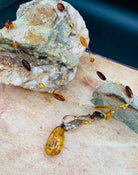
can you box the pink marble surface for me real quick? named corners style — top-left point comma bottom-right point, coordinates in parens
top-left (0, 53), bottom-right (138, 175)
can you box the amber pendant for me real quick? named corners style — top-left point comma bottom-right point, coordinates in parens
top-left (45, 126), bottom-right (65, 156)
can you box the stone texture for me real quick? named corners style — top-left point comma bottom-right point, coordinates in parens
top-left (0, 0), bottom-right (89, 92)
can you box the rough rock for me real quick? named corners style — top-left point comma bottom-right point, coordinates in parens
top-left (0, 0), bottom-right (89, 92)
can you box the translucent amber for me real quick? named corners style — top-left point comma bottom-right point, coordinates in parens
top-left (90, 58), bottom-right (95, 63)
top-left (94, 105), bottom-right (108, 110)
top-left (39, 83), bottom-right (45, 88)
top-left (45, 126), bottom-right (65, 156)
top-left (119, 103), bottom-right (126, 109)
top-left (125, 86), bottom-right (133, 98)
top-left (5, 20), bottom-right (14, 29)
top-left (116, 82), bottom-right (121, 85)
top-left (80, 36), bottom-right (87, 47)
top-left (22, 60), bottom-right (31, 71)
top-left (57, 3), bottom-right (65, 12)
top-left (105, 109), bottom-right (115, 120)
top-left (12, 42), bottom-right (18, 48)
top-left (52, 92), bottom-right (65, 101)
top-left (69, 23), bottom-right (74, 29)
top-left (96, 71), bottom-right (106, 81)
top-left (84, 120), bottom-right (89, 125)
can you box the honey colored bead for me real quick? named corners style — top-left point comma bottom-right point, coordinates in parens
top-left (79, 103), bottom-right (83, 107)
top-left (52, 92), bottom-right (65, 101)
top-left (90, 58), bottom-right (95, 63)
top-left (39, 83), bottom-right (45, 88)
top-left (69, 23), bottom-right (74, 29)
top-left (119, 103), bottom-right (126, 109)
top-left (12, 42), bottom-right (18, 48)
top-left (84, 120), bottom-right (89, 125)
top-left (5, 20), bottom-right (14, 29)
top-left (105, 109), bottom-right (115, 120)
top-left (94, 105), bottom-right (108, 110)
top-left (57, 3), bottom-right (65, 12)
top-left (45, 126), bottom-right (65, 156)
top-left (116, 82), bottom-right (121, 85)
top-left (80, 36), bottom-right (87, 47)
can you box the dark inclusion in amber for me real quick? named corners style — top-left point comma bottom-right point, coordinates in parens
top-left (125, 86), bottom-right (133, 98)
top-left (96, 71), bottom-right (106, 81)
top-left (5, 20), bottom-right (14, 29)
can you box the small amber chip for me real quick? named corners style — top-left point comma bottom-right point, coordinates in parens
top-left (105, 109), bottom-right (115, 120)
top-left (119, 103), bottom-right (126, 109)
top-left (94, 105), bottom-right (108, 110)
top-left (96, 71), bottom-right (106, 81)
top-left (5, 20), bottom-right (14, 29)
top-left (57, 3), bottom-right (65, 12)
top-left (52, 92), bottom-right (65, 101)
top-left (84, 120), bottom-right (89, 125)
top-left (116, 82), bottom-right (121, 85)
top-left (45, 126), bottom-right (65, 156)
top-left (69, 23), bottom-right (74, 29)
top-left (80, 36), bottom-right (87, 47)
top-left (79, 103), bottom-right (83, 107)
top-left (39, 83), bottom-right (45, 88)
top-left (12, 42), bottom-right (18, 48)
top-left (90, 58), bottom-right (95, 63)
top-left (22, 59), bottom-right (31, 71)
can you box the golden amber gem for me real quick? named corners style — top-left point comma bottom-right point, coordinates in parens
top-left (94, 105), bottom-right (108, 110)
top-left (119, 103), bottom-right (126, 109)
top-left (84, 120), bottom-right (89, 125)
top-left (45, 126), bottom-right (65, 156)
top-left (52, 92), bottom-right (65, 101)
top-left (79, 103), bottom-right (83, 107)
top-left (90, 58), bottom-right (95, 63)
top-left (105, 109), bottom-right (115, 120)
top-left (116, 82), bottom-right (121, 85)
top-left (12, 42), bottom-right (18, 48)
top-left (39, 83), bottom-right (45, 88)
top-left (80, 36), bottom-right (87, 47)
top-left (69, 23), bottom-right (74, 29)
top-left (5, 20), bottom-right (14, 29)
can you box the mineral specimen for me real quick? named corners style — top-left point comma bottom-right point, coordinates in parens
top-left (0, 0), bottom-right (89, 92)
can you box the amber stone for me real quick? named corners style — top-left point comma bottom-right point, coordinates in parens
top-left (39, 83), bottom-right (45, 88)
top-left (57, 3), bottom-right (65, 12)
top-left (90, 58), bottom-right (95, 63)
top-left (45, 126), bottom-right (65, 156)
top-left (96, 71), bottom-right (106, 81)
top-left (94, 105), bottom-right (108, 110)
top-left (69, 23), bottom-right (74, 29)
top-left (5, 20), bottom-right (14, 29)
top-left (22, 60), bottom-right (31, 71)
top-left (80, 36), bottom-right (87, 47)
top-left (52, 92), bottom-right (65, 101)
top-left (119, 103), bottom-right (126, 109)
top-left (12, 42), bottom-right (18, 48)
top-left (105, 109), bottom-right (115, 120)
top-left (125, 86), bottom-right (133, 98)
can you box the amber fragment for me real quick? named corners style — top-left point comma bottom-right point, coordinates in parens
top-left (90, 58), bottom-right (95, 63)
top-left (57, 3), bottom-right (65, 12)
top-left (52, 92), bottom-right (65, 101)
top-left (39, 83), bottom-right (45, 88)
top-left (84, 120), bottom-right (89, 125)
top-left (5, 20), bottom-right (14, 29)
top-left (45, 126), bottom-right (65, 156)
top-left (69, 23), bottom-right (74, 29)
top-left (12, 42), bottom-right (18, 48)
top-left (96, 71), bottom-right (106, 81)
top-left (125, 86), bottom-right (133, 98)
top-left (80, 36), bottom-right (87, 47)
top-left (94, 105), bottom-right (108, 110)
top-left (105, 109), bottom-right (115, 120)
top-left (119, 103), bottom-right (126, 109)
top-left (22, 60), bottom-right (31, 71)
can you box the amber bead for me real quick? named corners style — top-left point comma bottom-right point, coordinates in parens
top-left (84, 120), bottom-right (89, 125)
top-left (125, 86), bottom-right (133, 98)
top-left (69, 23), bottom-right (74, 29)
top-left (39, 83), bottom-right (45, 88)
top-left (96, 71), bottom-right (106, 81)
top-left (80, 36), bottom-right (87, 47)
top-left (94, 105), bottom-right (108, 110)
top-left (57, 3), bottom-right (65, 12)
top-left (45, 126), bottom-right (65, 156)
top-left (105, 109), bottom-right (115, 120)
top-left (22, 60), bottom-right (31, 71)
top-left (119, 103), bottom-right (126, 109)
top-left (12, 42), bottom-right (18, 48)
top-left (52, 92), bottom-right (65, 101)
top-left (5, 20), bottom-right (14, 29)
top-left (90, 58), bottom-right (95, 63)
